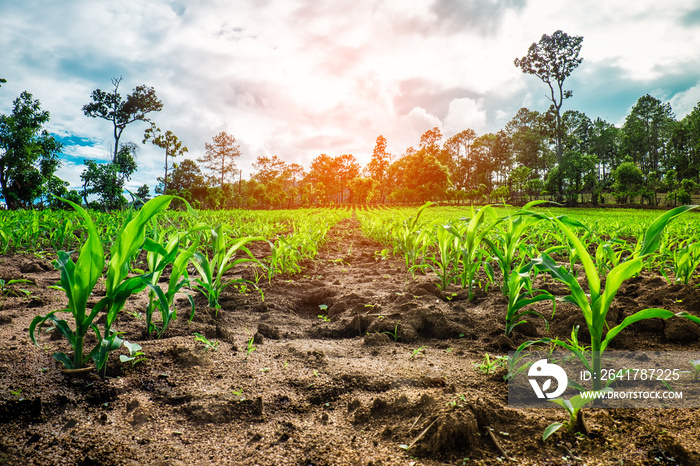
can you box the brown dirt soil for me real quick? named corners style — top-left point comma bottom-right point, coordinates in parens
top-left (1, 214), bottom-right (700, 465)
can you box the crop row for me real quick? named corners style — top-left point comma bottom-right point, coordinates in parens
top-left (357, 202), bottom-right (700, 439)
top-left (25, 197), bottom-right (349, 376)
top-left (0, 206), bottom-right (351, 254)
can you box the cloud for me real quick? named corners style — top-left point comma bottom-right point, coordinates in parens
top-left (444, 97), bottom-right (488, 136)
top-left (428, 0), bottom-right (527, 35)
top-left (3, 0), bottom-right (700, 194)
top-left (670, 82), bottom-right (700, 118)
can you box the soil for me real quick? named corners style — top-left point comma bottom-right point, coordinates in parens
top-left (1, 213), bottom-right (699, 465)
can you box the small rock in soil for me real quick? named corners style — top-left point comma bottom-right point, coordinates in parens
top-left (257, 322), bottom-right (281, 339)
top-left (363, 332), bottom-right (391, 346)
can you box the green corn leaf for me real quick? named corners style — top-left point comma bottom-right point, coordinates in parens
top-left (52, 352), bottom-right (75, 370)
top-left (532, 253), bottom-right (589, 317)
top-left (674, 311), bottom-right (700, 325)
top-left (594, 257), bottom-right (643, 332)
top-left (56, 198), bottom-right (104, 322)
top-left (638, 205), bottom-right (698, 257)
top-left (601, 308), bottom-right (674, 352)
top-left (552, 217), bottom-right (600, 301)
top-left (106, 195), bottom-right (174, 296)
top-left (543, 422), bottom-right (564, 441)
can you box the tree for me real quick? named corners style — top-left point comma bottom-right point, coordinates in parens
top-left (622, 94), bottom-right (675, 174)
top-left (515, 30), bottom-right (583, 196)
top-left (80, 160), bottom-right (128, 210)
top-left (348, 177), bottom-right (377, 204)
top-left (334, 154), bottom-right (360, 204)
top-left (505, 108), bottom-right (551, 177)
top-left (306, 154), bottom-right (337, 204)
top-left (0, 91), bottom-right (63, 209)
top-left (671, 109), bottom-right (700, 181)
top-left (444, 129), bottom-right (479, 192)
top-left (83, 77), bottom-right (162, 162)
top-left (143, 123), bottom-right (188, 195)
top-left (0, 78), bottom-right (6, 87)
top-left (365, 135), bottom-right (392, 202)
top-left (388, 150), bottom-right (450, 203)
top-left (199, 132), bottom-right (241, 189)
top-left (612, 161), bottom-right (643, 204)
top-left (136, 184), bottom-right (150, 200)
top-left (590, 117), bottom-right (620, 182)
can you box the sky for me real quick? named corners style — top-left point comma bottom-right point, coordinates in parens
top-left (2, 0), bottom-right (700, 194)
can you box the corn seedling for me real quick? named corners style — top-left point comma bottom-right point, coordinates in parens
top-left (120, 340), bottom-right (147, 366)
top-left (661, 239), bottom-right (700, 285)
top-left (455, 205), bottom-right (497, 301)
top-left (423, 223), bottom-right (460, 290)
top-left (689, 359), bottom-right (700, 380)
top-left (410, 346), bottom-right (427, 358)
top-left (543, 394), bottom-right (597, 441)
top-left (29, 196), bottom-right (176, 373)
top-left (504, 266), bottom-right (555, 337)
top-left (245, 334), bottom-right (256, 360)
top-left (473, 353), bottom-right (507, 375)
top-left (484, 201), bottom-right (555, 296)
top-left (142, 229), bottom-right (199, 338)
top-left (394, 202), bottom-right (433, 272)
top-left (193, 332), bottom-right (219, 351)
top-left (191, 224), bottom-right (264, 312)
top-left (0, 278), bottom-right (33, 297)
top-left (383, 322), bottom-right (401, 342)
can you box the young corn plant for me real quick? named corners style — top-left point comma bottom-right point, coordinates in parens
top-left (543, 394), bottom-right (596, 441)
top-left (0, 278), bottom-right (33, 298)
top-left (526, 205), bottom-right (700, 392)
top-left (191, 225), bottom-right (264, 313)
top-left (455, 205), bottom-right (497, 301)
top-left (29, 196), bottom-right (176, 373)
top-left (661, 238), bottom-right (700, 285)
top-left (504, 266), bottom-right (555, 337)
top-left (424, 222), bottom-right (460, 290)
top-left (394, 202), bottom-right (433, 272)
top-left (141, 230), bottom-right (199, 338)
top-left (594, 238), bottom-right (628, 276)
top-left (484, 201), bottom-right (579, 296)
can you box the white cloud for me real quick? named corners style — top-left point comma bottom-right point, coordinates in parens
top-left (444, 98), bottom-right (488, 137)
top-left (670, 82), bottom-right (700, 118)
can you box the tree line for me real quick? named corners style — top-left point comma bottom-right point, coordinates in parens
top-left (1, 31), bottom-right (699, 210)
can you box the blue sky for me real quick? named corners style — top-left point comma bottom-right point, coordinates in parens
top-left (2, 0), bottom-right (700, 194)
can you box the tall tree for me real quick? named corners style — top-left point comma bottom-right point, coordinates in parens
top-left (306, 153), bottom-right (337, 203)
top-left (622, 94), bottom-right (675, 174)
top-left (0, 91), bottom-right (63, 209)
top-left (505, 108), bottom-right (551, 177)
top-left (672, 104), bottom-right (700, 181)
top-left (388, 150), bottom-right (449, 203)
top-left (444, 129), bottom-right (479, 192)
top-left (515, 30), bottom-right (583, 196)
top-left (365, 135), bottom-right (392, 202)
top-left (590, 117), bottom-right (620, 182)
top-left (333, 154), bottom-right (360, 204)
top-left (143, 123), bottom-right (188, 195)
top-left (82, 76), bottom-right (162, 162)
top-left (198, 131), bottom-right (241, 189)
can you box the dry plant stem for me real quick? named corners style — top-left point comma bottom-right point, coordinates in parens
top-left (405, 417), bottom-right (438, 451)
top-left (575, 409), bottom-right (590, 437)
top-left (486, 427), bottom-right (511, 461)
